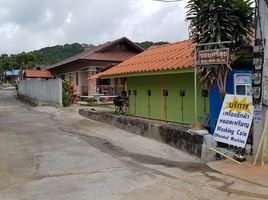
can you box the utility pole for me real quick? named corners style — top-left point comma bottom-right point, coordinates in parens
top-left (253, 0), bottom-right (268, 163)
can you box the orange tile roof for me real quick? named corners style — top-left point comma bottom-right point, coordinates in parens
top-left (99, 39), bottom-right (194, 77)
top-left (25, 70), bottom-right (53, 78)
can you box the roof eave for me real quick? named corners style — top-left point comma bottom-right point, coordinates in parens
top-left (96, 37), bottom-right (144, 53)
top-left (100, 67), bottom-right (194, 79)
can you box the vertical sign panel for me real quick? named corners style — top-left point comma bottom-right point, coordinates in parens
top-left (262, 59), bottom-right (268, 105)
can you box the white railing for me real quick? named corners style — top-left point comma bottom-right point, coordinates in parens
top-left (97, 85), bottom-right (124, 96)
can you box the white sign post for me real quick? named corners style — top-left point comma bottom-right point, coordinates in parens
top-left (214, 94), bottom-right (254, 148)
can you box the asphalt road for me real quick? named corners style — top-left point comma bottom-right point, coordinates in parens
top-left (0, 88), bottom-right (267, 200)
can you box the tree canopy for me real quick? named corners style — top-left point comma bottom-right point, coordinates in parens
top-left (136, 41), bottom-right (169, 49)
top-left (0, 43), bottom-right (87, 72)
top-left (186, 0), bottom-right (254, 48)
top-left (0, 41), bottom-right (166, 73)
top-left (186, 0), bottom-right (254, 96)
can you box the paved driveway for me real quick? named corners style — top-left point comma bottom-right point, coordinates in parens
top-left (0, 89), bottom-right (267, 200)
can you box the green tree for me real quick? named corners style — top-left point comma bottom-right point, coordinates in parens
top-left (186, 0), bottom-right (254, 97)
top-left (32, 43), bottom-right (86, 65)
top-left (16, 52), bottom-right (36, 69)
top-left (0, 55), bottom-right (17, 72)
top-left (62, 80), bottom-right (73, 106)
top-left (136, 41), bottom-right (169, 49)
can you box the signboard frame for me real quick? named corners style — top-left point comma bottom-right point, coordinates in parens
top-left (197, 48), bottom-right (230, 65)
top-left (213, 94), bottom-right (254, 148)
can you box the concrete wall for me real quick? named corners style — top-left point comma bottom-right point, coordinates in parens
top-left (79, 108), bottom-right (216, 161)
top-left (18, 79), bottom-right (62, 106)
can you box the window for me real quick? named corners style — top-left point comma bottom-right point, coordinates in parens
top-left (236, 85), bottom-right (246, 95)
top-left (234, 74), bottom-right (252, 96)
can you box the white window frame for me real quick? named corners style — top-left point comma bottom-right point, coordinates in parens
top-left (234, 73), bottom-right (252, 96)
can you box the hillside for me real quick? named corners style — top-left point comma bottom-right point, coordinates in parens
top-left (136, 41), bottom-right (169, 49)
top-left (32, 43), bottom-right (88, 65)
top-left (31, 41), bottom-right (168, 65)
top-left (0, 41), bottom-right (168, 72)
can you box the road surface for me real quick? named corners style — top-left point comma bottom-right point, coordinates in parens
top-left (0, 88), bottom-right (267, 200)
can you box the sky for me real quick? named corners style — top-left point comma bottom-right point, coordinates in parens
top-left (0, 0), bottom-right (189, 54)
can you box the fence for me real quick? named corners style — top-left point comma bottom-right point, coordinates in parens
top-left (18, 79), bottom-right (62, 106)
top-left (97, 85), bottom-right (124, 95)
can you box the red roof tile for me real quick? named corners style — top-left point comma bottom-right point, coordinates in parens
top-left (99, 39), bottom-right (195, 77)
top-left (25, 70), bottom-right (53, 78)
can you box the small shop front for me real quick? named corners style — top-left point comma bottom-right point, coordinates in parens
top-left (127, 72), bottom-right (209, 124)
top-left (210, 69), bottom-right (252, 133)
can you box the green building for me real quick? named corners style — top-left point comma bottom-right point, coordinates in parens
top-left (98, 40), bottom-right (209, 124)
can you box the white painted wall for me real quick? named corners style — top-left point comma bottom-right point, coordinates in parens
top-left (18, 79), bottom-right (62, 106)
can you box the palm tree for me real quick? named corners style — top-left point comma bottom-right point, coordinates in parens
top-left (186, 0), bottom-right (254, 97)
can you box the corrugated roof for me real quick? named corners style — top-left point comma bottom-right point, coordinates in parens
top-left (5, 70), bottom-right (19, 76)
top-left (47, 37), bottom-right (144, 70)
top-left (25, 70), bottom-right (53, 78)
top-left (99, 39), bottom-right (194, 77)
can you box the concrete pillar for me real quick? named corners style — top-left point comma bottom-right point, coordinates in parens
top-left (88, 68), bottom-right (97, 95)
top-left (254, 0), bottom-right (268, 162)
top-left (76, 71), bottom-right (82, 95)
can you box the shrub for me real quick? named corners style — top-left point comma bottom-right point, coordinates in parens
top-left (62, 80), bottom-right (72, 106)
top-left (86, 97), bottom-right (98, 106)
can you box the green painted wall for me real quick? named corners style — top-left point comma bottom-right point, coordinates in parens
top-left (127, 72), bottom-right (209, 124)
top-left (128, 75), bottom-right (161, 119)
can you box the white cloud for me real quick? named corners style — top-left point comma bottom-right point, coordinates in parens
top-left (43, 10), bottom-right (52, 22)
top-left (65, 13), bottom-right (73, 24)
top-left (132, 0), bottom-right (161, 16)
top-left (0, 0), bottom-right (190, 54)
top-left (0, 23), bottom-right (19, 39)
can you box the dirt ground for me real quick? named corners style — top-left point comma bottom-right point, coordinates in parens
top-left (0, 88), bottom-right (267, 200)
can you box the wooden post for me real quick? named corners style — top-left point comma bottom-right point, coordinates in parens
top-left (208, 148), bottom-right (241, 165)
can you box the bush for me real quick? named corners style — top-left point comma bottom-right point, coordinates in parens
top-left (62, 80), bottom-right (72, 106)
top-left (86, 97), bottom-right (98, 106)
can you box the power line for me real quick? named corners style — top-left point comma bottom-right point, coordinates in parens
top-left (153, 0), bottom-right (182, 2)
top-left (265, 0), bottom-right (268, 7)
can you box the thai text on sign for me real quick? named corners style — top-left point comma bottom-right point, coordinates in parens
top-left (213, 94), bottom-right (254, 148)
top-left (198, 48), bottom-right (229, 65)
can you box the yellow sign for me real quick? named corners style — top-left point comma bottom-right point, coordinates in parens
top-left (223, 96), bottom-right (252, 114)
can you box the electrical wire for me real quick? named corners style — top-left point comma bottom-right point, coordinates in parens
top-left (265, 0), bottom-right (268, 7)
top-left (153, 0), bottom-right (182, 2)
